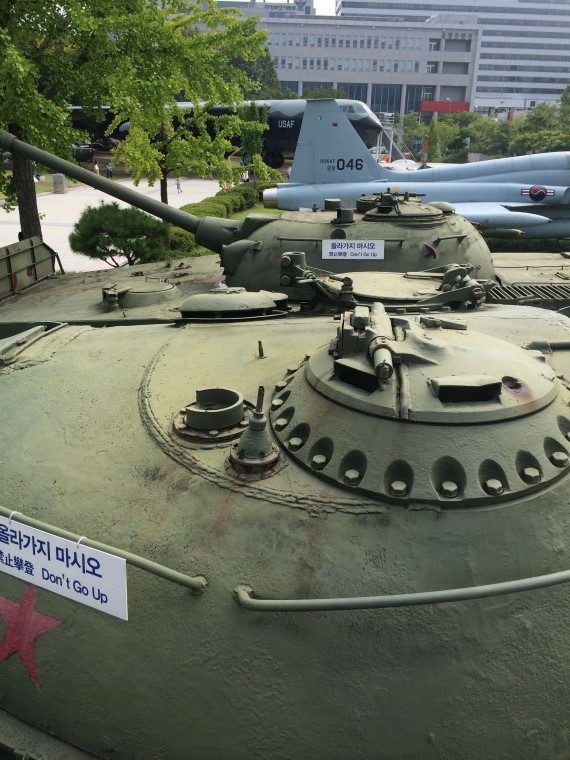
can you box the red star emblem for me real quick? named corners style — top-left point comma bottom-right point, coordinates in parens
top-left (0, 585), bottom-right (62, 687)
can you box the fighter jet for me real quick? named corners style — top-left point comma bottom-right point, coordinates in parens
top-left (262, 99), bottom-right (570, 238)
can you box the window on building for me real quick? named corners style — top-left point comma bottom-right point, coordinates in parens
top-left (427, 61), bottom-right (439, 74)
top-left (429, 39), bottom-right (441, 52)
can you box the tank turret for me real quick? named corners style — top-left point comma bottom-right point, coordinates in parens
top-left (0, 131), bottom-right (495, 287)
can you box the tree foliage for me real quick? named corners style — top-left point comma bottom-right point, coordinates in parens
top-left (69, 202), bottom-right (168, 266)
top-left (402, 98), bottom-right (570, 163)
top-left (0, 0), bottom-right (273, 237)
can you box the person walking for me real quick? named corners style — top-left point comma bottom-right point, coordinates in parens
top-left (105, 162), bottom-right (113, 179)
top-left (176, 177), bottom-right (182, 193)
top-left (93, 161), bottom-right (100, 175)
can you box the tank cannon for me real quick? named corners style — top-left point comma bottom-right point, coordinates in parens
top-left (0, 130), bottom-right (495, 290)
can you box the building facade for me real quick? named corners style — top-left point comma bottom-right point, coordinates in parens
top-left (221, 1), bottom-right (479, 117)
top-left (335, 0), bottom-right (570, 111)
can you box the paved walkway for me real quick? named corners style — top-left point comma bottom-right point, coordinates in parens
top-left (0, 175), bottom-right (220, 272)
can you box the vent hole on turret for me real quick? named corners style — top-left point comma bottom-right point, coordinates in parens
top-left (557, 416), bottom-right (570, 441)
top-left (543, 437), bottom-right (570, 468)
top-left (339, 450), bottom-right (367, 486)
top-left (431, 456), bottom-right (467, 500)
top-left (478, 459), bottom-right (509, 496)
top-left (515, 451), bottom-right (543, 484)
top-left (286, 423), bottom-right (310, 451)
top-left (384, 460), bottom-right (414, 498)
top-left (308, 437), bottom-right (334, 471)
top-left (273, 406), bottom-right (295, 432)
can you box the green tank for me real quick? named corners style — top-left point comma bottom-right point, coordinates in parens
top-left (2, 132), bottom-right (570, 760)
top-left (0, 130), bottom-right (496, 291)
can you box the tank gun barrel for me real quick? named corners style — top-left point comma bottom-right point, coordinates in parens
top-left (0, 130), bottom-right (257, 252)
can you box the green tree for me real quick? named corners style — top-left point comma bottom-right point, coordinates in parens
top-left (0, 0), bottom-right (270, 239)
top-left (303, 87), bottom-right (348, 99)
top-left (427, 119), bottom-right (442, 162)
top-left (233, 48), bottom-right (282, 99)
top-left (69, 202), bottom-right (169, 266)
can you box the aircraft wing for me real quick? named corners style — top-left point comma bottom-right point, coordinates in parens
top-left (446, 202), bottom-right (552, 231)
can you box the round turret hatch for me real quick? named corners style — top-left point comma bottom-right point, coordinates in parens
top-left (269, 303), bottom-right (570, 506)
top-left (179, 288), bottom-right (288, 320)
top-left (102, 280), bottom-right (177, 308)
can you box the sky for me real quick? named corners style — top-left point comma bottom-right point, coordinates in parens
top-left (313, 0), bottom-right (335, 14)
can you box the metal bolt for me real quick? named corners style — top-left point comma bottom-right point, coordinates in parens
top-left (274, 417), bottom-right (289, 431)
top-left (484, 479), bottom-right (504, 496)
top-left (441, 481), bottom-right (459, 498)
top-left (389, 480), bottom-right (408, 497)
top-left (550, 451), bottom-right (569, 467)
top-left (208, 430), bottom-right (219, 437)
top-left (239, 419), bottom-right (249, 428)
top-left (311, 454), bottom-right (327, 470)
top-left (270, 398), bottom-right (284, 410)
top-left (522, 467), bottom-right (541, 484)
top-left (344, 469), bottom-right (361, 485)
top-left (288, 437), bottom-right (303, 451)
top-left (274, 381), bottom-right (288, 391)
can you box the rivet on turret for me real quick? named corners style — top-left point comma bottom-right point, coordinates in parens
top-left (522, 467), bottom-right (541, 484)
top-left (274, 381), bottom-right (288, 392)
top-left (484, 479), bottom-right (504, 495)
top-left (288, 437), bottom-right (303, 451)
top-left (270, 398), bottom-right (284, 410)
top-left (344, 469), bottom-right (361, 485)
top-left (274, 417), bottom-right (289, 431)
top-left (550, 451), bottom-right (569, 468)
top-left (440, 481), bottom-right (459, 498)
top-left (311, 454), bottom-right (327, 470)
top-left (389, 480), bottom-right (408, 497)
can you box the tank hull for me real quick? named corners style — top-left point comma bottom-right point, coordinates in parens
top-left (1, 308), bottom-right (570, 759)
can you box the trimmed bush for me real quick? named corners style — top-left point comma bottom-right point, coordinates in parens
top-left (69, 202), bottom-right (169, 266)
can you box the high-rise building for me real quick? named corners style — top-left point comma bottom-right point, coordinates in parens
top-left (222, 1), bottom-right (480, 116)
top-left (336, 0), bottom-right (570, 111)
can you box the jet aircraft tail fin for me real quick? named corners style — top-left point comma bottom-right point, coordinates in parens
top-left (289, 99), bottom-right (389, 185)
